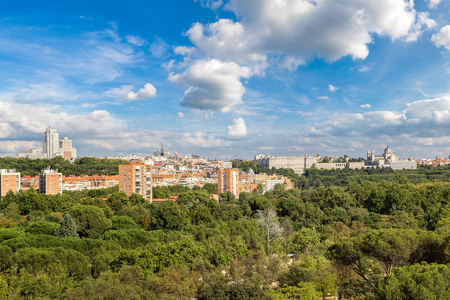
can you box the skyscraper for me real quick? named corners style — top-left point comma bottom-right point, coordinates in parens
top-left (43, 127), bottom-right (59, 159)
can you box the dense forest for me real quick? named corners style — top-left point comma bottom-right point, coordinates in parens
top-left (0, 157), bottom-right (129, 176)
top-left (0, 170), bottom-right (449, 299)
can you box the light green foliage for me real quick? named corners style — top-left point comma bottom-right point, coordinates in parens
top-left (377, 263), bottom-right (450, 300)
top-left (26, 221), bottom-right (59, 236)
top-left (111, 215), bottom-right (139, 230)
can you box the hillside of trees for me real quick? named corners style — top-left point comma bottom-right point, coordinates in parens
top-left (0, 172), bottom-right (449, 299)
top-left (0, 157), bottom-right (129, 176)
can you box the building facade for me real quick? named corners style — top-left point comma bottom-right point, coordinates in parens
top-left (43, 127), bottom-right (60, 159)
top-left (119, 160), bottom-right (153, 202)
top-left (365, 145), bottom-right (416, 170)
top-left (217, 168), bottom-right (240, 198)
top-left (59, 137), bottom-right (77, 161)
top-left (39, 167), bottom-right (62, 195)
top-left (254, 154), bottom-right (316, 175)
top-left (0, 169), bottom-right (21, 196)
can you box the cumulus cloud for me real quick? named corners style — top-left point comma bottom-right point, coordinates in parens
top-left (189, 0), bottom-right (433, 64)
top-left (226, 117), bottom-right (247, 139)
top-left (173, 0), bottom-right (433, 114)
top-left (177, 112), bottom-right (185, 118)
top-left (361, 104), bottom-right (371, 108)
top-left (328, 85), bottom-right (338, 92)
top-left (169, 59), bottom-right (251, 112)
top-left (124, 83), bottom-right (157, 101)
top-left (307, 95), bottom-right (450, 140)
top-left (181, 131), bottom-right (232, 148)
top-left (432, 25), bottom-right (450, 50)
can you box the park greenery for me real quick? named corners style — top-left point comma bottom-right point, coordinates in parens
top-left (0, 157), bottom-right (129, 176)
top-left (0, 160), bottom-right (449, 298)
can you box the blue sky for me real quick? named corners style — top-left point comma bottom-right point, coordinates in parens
top-left (0, 0), bottom-right (449, 160)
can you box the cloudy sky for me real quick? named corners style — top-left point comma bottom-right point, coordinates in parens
top-left (0, 0), bottom-right (449, 160)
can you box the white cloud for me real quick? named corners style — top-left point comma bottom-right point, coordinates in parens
top-left (428, 0), bottom-right (442, 9)
top-left (361, 104), bottom-right (371, 108)
top-left (150, 37), bottom-right (169, 58)
top-left (226, 117), bottom-right (247, 139)
top-left (358, 65), bottom-right (372, 72)
top-left (125, 35), bottom-right (146, 46)
top-left (196, 0), bottom-right (223, 10)
top-left (104, 85), bottom-right (134, 98)
top-left (307, 95), bottom-right (450, 140)
top-left (432, 25), bottom-right (450, 50)
top-left (317, 96), bottom-right (329, 100)
top-left (177, 112), bottom-right (185, 118)
top-left (169, 59), bottom-right (251, 112)
top-left (328, 85), bottom-right (338, 92)
top-left (181, 131), bottom-right (232, 148)
top-left (124, 83), bottom-right (157, 101)
top-left (190, 0), bottom-right (433, 64)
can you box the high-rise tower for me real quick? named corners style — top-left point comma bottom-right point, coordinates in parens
top-left (43, 127), bottom-right (59, 159)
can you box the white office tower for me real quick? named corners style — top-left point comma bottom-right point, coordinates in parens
top-left (43, 127), bottom-right (59, 159)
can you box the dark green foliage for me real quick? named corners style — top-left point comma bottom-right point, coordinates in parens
top-left (67, 205), bottom-right (111, 238)
top-left (198, 278), bottom-right (271, 300)
top-left (0, 165), bottom-right (449, 299)
top-left (0, 156), bottom-right (128, 176)
top-left (55, 214), bottom-right (79, 238)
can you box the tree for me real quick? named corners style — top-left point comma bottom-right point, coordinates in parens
top-left (376, 263), bottom-right (450, 300)
top-left (66, 205), bottom-right (111, 238)
top-left (255, 208), bottom-right (284, 255)
top-left (55, 214), bottom-right (79, 238)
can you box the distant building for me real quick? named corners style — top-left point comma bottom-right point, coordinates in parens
top-left (17, 127), bottom-right (77, 161)
top-left (59, 137), bottom-right (77, 161)
top-left (16, 148), bottom-right (45, 159)
top-left (0, 169), bottom-right (21, 196)
top-left (119, 160), bottom-right (153, 202)
top-left (44, 127), bottom-right (60, 159)
top-left (254, 154), bottom-right (316, 175)
top-left (217, 168), bottom-right (239, 198)
top-left (365, 145), bottom-right (416, 170)
top-left (39, 167), bottom-right (62, 195)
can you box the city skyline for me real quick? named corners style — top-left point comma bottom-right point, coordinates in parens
top-left (0, 0), bottom-right (449, 160)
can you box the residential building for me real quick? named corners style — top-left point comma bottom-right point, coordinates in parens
top-left (39, 167), bottom-right (62, 195)
top-left (0, 169), bottom-right (21, 196)
top-left (217, 168), bottom-right (239, 198)
top-left (119, 160), bottom-right (153, 202)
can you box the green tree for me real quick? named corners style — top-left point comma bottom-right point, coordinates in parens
top-left (66, 206), bottom-right (110, 238)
